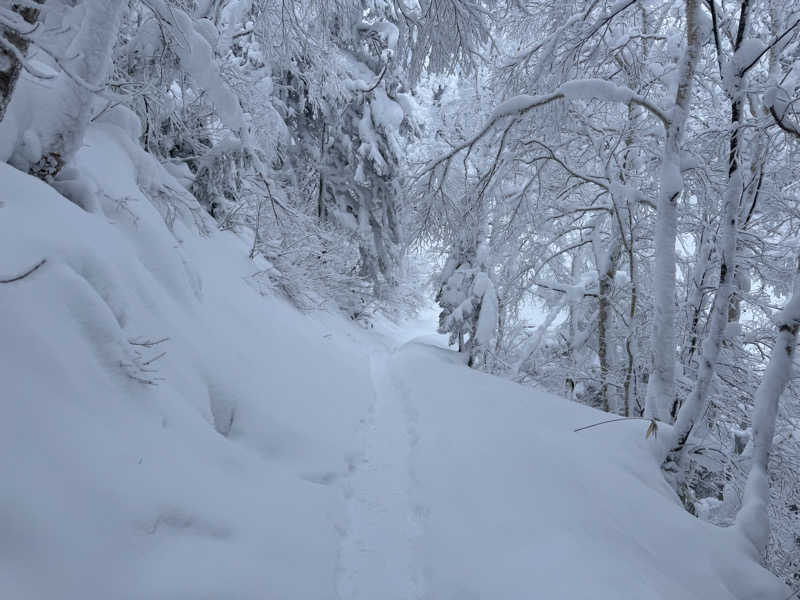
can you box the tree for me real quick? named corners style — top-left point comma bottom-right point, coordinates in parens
top-left (0, 0), bottom-right (44, 121)
top-left (736, 257), bottom-right (800, 557)
top-left (7, 0), bottom-right (128, 180)
top-left (415, 0), bottom-right (800, 579)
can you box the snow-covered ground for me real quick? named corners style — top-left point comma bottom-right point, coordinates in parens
top-left (0, 121), bottom-right (788, 599)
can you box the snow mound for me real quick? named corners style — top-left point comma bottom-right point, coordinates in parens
top-left (0, 123), bottom-right (787, 599)
top-left (0, 125), bottom-right (373, 599)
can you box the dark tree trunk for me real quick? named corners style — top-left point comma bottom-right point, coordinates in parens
top-left (0, 2), bottom-right (44, 122)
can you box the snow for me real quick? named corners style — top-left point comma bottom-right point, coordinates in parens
top-left (395, 92), bottom-right (421, 122)
top-left (722, 39), bottom-right (765, 97)
top-left (0, 123), bottom-right (788, 598)
top-left (474, 274), bottom-right (498, 346)
top-left (734, 39), bottom-right (766, 71)
top-left (0, 128), bottom-right (370, 599)
top-left (93, 102), bottom-right (143, 141)
top-left (491, 80), bottom-right (636, 121)
top-left (736, 273), bottom-right (800, 557)
top-left (566, 282), bottom-right (586, 303)
top-left (514, 296), bottom-right (568, 374)
top-left (491, 94), bottom-right (542, 119)
top-left (358, 102), bottom-right (388, 174)
top-left (389, 346), bottom-right (785, 599)
top-left (369, 21), bottom-right (400, 53)
top-left (148, 0), bottom-right (244, 134)
top-left (371, 87), bottom-right (405, 132)
top-left (337, 353), bottom-right (422, 600)
top-left (560, 79), bottom-right (634, 104)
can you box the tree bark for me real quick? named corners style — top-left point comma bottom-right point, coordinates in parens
top-left (736, 260), bottom-right (800, 557)
top-left (0, 1), bottom-right (44, 122)
top-left (597, 236), bottom-right (621, 412)
top-left (644, 0), bottom-right (701, 422)
top-left (662, 0), bottom-right (751, 486)
top-left (663, 170), bottom-right (742, 482)
top-left (27, 0), bottom-right (127, 180)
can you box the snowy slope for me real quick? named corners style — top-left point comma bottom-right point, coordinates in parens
top-left (386, 343), bottom-right (787, 599)
top-left (0, 125), bottom-right (374, 600)
top-left (0, 123), bottom-right (787, 599)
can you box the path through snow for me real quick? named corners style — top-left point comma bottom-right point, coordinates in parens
top-left (337, 349), bottom-right (426, 600)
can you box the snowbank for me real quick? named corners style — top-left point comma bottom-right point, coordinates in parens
top-left (391, 343), bottom-right (786, 599)
top-left (0, 122), bottom-right (786, 599)
top-left (0, 125), bottom-right (373, 599)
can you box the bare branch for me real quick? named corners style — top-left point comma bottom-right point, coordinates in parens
top-left (0, 258), bottom-right (46, 283)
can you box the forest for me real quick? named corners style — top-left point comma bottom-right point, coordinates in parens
top-left (0, 0), bottom-right (799, 594)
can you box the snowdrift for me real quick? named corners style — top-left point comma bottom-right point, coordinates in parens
top-left (0, 124), bottom-right (374, 599)
top-left (0, 122), bottom-right (787, 599)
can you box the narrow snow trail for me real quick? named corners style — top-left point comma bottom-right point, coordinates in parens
top-left (337, 349), bottom-right (425, 600)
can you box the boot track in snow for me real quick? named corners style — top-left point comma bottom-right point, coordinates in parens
top-left (336, 349), bottom-right (427, 600)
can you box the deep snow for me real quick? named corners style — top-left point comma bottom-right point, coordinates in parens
top-left (0, 121), bottom-right (788, 599)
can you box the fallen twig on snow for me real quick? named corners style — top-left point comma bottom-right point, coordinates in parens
top-left (0, 258), bottom-right (46, 283)
top-left (573, 416), bottom-right (658, 438)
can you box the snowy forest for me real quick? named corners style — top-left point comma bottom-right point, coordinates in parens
top-left (1, 0), bottom-right (799, 597)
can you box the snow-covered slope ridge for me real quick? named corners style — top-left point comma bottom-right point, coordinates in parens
top-left (0, 120), bottom-right (787, 599)
top-left (0, 123), bottom-right (374, 599)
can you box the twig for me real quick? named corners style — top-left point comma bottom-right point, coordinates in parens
top-left (0, 35), bottom-right (53, 80)
top-left (770, 105), bottom-right (800, 140)
top-left (740, 17), bottom-right (800, 76)
top-left (140, 351), bottom-right (166, 367)
top-left (0, 258), bottom-right (46, 283)
top-left (128, 336), bottom-right (170, 347)
top-left (573, 416), bottom-right (652, 432)
top-left (232, 28), bottom-right (254, 39)
top-left (362, 64), bottom-right (387, 93)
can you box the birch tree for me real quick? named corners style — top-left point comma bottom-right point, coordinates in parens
top-left (736, 258), bottom-right (800, 557)
top-left (643, 0), bottom-right (701, 422)
top-left (662, 0), bottom-right (751, 484)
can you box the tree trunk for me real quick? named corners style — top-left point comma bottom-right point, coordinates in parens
top-left (622, 235), bottom-right (637, 417)
top-left (0, 1), bottom-right (44, 122)
top-left (662, 0), bottom-right (750, 486)
top-left (318, 126), bottom-right (327, 220)
top-left (644, 0), bottom-right (701, 422)
top-left (736, 260), bottom-right (800, 557)
top-left (662, 170), bottom-right (742, 482)
top-left (681, 223), bottom-right (714, 374)
top-left (27, 0), bottom-right (127, 180)
top-left (597, 236), bottom-right (621, 413)
top-left (619, 104), bottom-right (640, 418)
